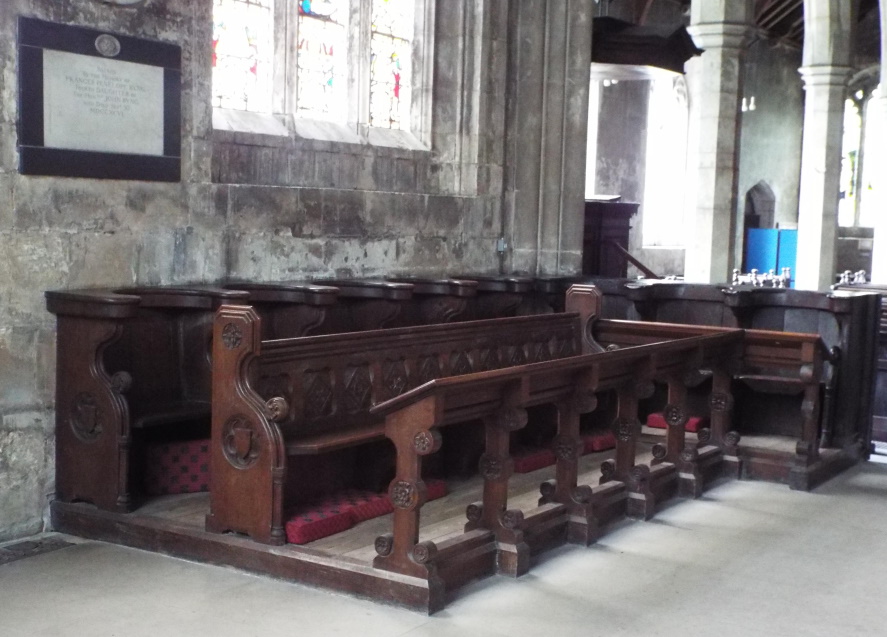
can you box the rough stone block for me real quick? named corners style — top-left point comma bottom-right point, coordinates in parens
top-left (0, 327), bottom-right (38, 411)
top-left (0, 412), bottom-right (54, 542)
top-left (67, 232), bottom-right (138, 289)
top-left (0, 232), bottom-right (69, 326)
top-left (229, 185), bottom-right (303, 233)
top-left (424, 195), bottom-right (465, 235)
top-left (297, 188), bottom-right (325, 238)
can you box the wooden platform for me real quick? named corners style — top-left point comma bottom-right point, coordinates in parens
top-left (51, 447), bottom-right (656, 613)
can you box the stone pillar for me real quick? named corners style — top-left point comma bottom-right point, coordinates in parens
top-left (870, 1), bottom-right (887, 283)
top-left (794, 65), bottom-right (851, 290)
top-left (683, 1), bottom-right (754, 284)
top-left (502, 0), bottom-right (594, 275)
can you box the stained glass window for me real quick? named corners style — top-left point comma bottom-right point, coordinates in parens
top-left (370, 0), bottom-right (414, 129)
top-left (296, 0), bottom-right (349, 121)
top-left (212, 0), bottom-right (274, 112)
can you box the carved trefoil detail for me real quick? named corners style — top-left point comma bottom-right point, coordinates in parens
top-left (221, 322), bottom-right (243, 350)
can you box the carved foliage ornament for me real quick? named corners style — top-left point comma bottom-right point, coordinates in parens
top-left (553, 436), bottom-right (580, 461)
top-left (413, 429), bottom-right (441, 455)
top-left (479, 454), bottom-right (505, 481)
top-left (383, 360), bottom-right (409, 398)
top-left (221, 322), bottom-right (243, 350)
top-left (664, 404), bottom-right (687, 428)
top-left (303, 370), bottom-right (334, 418)
top-left (615, 417), bottom-right (637, 442)
top-left (710, 392), bottom-right (733, 412)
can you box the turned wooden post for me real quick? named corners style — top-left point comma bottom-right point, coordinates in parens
top-left (464, 380), bottom-right (530, 577)
top-left (540, 369), bottom-right (600, 545)
top-left (373, 395), bottom-right (443, 585)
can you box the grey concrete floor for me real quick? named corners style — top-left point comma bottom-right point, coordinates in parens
top-left (3, 461), bottom-right (887, 637)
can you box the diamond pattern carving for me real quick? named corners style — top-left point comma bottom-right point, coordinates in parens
top-left (303, 369), bottom-right (333, 419)
top-left (343, 365), bottom-right (372, 413)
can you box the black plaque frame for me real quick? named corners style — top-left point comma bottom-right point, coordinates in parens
top-left (18, 17), bottom-right (182, 182)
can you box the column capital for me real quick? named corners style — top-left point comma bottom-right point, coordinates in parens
top-left (687, 23), bottom-right (754, 50)
top-left (798, 65), bottom-right (852, 88)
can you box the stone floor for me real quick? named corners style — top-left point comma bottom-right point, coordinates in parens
top-left (3, 460), bottom-right (887, 636)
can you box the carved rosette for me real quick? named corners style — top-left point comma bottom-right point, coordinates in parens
top-left (70, 392), bottom-right (102, 442)
top-left (664, 404), bottom-right (687, 428)
top-left (264, 396), bottom-right (289, 423)
top-left (697, 428), bottom-right (712, 445)
top-left (553, 436), bottom-right (580, 462)
top-left (615, 417), bottom-right (637, 442)
top-left (389, 480), bottom-right (419, 510)
top-left (412, 540), bottom-right (438, 565)
top-left (710, 392), bottom-right (733, 412)
top-left (110, 371), bottom-right (132, 394)
top-left (494, 407), bottom-right (528, 432)
top-left (221, 322), bottom-right (243, 350)
top-left (600, 459), bottom-right (616, 482)
top-left (724, 430), bottom-right (741, 448)
top-left (374, 533), bottom-right (394, 557)
top-left (680, 448), bottom-right (699, 463)
top-left (501, 509), bottom-right (524, 530)
top-left (465, 502), bottom-right (484, 523)
top-left (222, 416), bottom-right (260, 469)
top-left (479, 454), bottom-right (506, 481)
top-left (651, 443), bottom-right (668, 461)
top-left (413, 429), bottom-right (442, 456)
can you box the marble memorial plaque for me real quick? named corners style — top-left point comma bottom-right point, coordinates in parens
top-left (43, 49), bottom-right (165, 156)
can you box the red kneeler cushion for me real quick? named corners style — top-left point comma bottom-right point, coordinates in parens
top-left (512, 447), bottom-right (557, 473)
top-left (646, 412), bottom-right (706, 433)
top-left (285, 479), bottom-right (449, 544)
top-left (583, 431), bottom-right (616, 453)
top-left (143, 439), bottom-right (211, 496)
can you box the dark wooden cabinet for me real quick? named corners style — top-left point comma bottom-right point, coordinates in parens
top-left (582, 198), bottom-right (639, 277)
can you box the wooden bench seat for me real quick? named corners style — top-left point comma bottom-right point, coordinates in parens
top-left (204, 285), bottom-right (602, 545)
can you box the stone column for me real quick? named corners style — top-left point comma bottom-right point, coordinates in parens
top-left (870, 1), bottom-right (887, 283)
top-left (794, 66), bottom-right (851, 290)
top-left (793, 0), bottom-right (852, 290)
top-left (502, 0), bottom-right (594, 275)
top-left (683, 1), bottom-right (754, 284)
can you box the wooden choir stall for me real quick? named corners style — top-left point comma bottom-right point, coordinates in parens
top-left (46, 277), bottom-right (878, 613)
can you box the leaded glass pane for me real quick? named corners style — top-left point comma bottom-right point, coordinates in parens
top-left (370, 0), bottom-right (414, 129)
top-left (212, 0), bottom-right (273, 112)
top-left (297, 0), bottom-right (348, 121)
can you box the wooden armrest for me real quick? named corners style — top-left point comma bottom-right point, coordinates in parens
top-left (736, 375), bottom-right (806, 395)
top-left (285, 423), bottom-right (387, 455)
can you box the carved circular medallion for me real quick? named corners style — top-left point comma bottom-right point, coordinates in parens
top-left (70, 392), bottom-right (102, 442)
top-left (95, 34), bottom-right (121, 57)
top-left (222, 416), bottom-right (260, 469)
top-left (479, 454), bottom-right (505, 481)
top-left (697, 428), bottom-right (712, 445)
top-left (110, 371), bottom-right (132, 394)
top-left (389, 480), bottom-right (418, 510)
top-left (615, 417), bottom-right (637, 442)
top-left (629, 464), bottom-right (651, 483)
top-left (413, 430), bottom-right (441, 455)
top-left (412, 541), bottom-right (438, 565)
top-left (501, 509), bottom-right (524, 530)
top-left (221, 323), bottom-right (243, 350)
top-left (664, 404), bottom-right (687, 428)
top-left (600, 459), bottom-right (616, 481)
top-left (553, 436), bottom-right (580, 462)
top-left (264, 396), bottom-right (289, 423)
top-left (374, 534), bottom-right (393, 557)
top-left (572, 485), bottom-right (593, 504)
top-left (681, 448), bottom-right (698, 463)
top-left (465, 502), bottom-right (484, 522)
top-left (651, 443), bottom-right (668, 461)
top-left (725, 430), bottom-right (741, 447)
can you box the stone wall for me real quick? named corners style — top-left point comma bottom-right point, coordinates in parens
top-left (0, 0), bottom-right (591, 541)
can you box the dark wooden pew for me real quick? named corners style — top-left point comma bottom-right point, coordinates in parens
top-left (46, 285), bottom-right (249, 512)
top-left (204, 285), bottom-right (604, 545)
top-left (367, 330), bottom-right (743, 608)
top-left (594, 319), bottom-right (833, 490)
